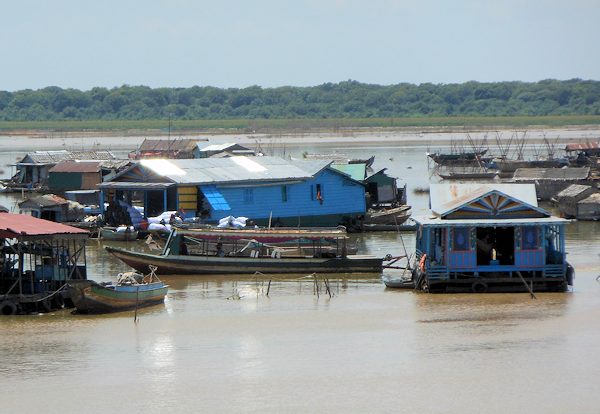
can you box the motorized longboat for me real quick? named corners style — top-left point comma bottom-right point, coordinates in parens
top-left (106, 227), bottom-right (384, 275)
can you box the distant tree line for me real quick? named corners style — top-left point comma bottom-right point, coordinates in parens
top-left (0, 79), bottom-right (599, 121)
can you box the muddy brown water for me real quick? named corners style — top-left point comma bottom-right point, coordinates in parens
top-left (1, 133), bottom-right (600, 413)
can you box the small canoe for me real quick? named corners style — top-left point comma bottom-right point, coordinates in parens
top-left (68, 267), bottom-right (168, 314)
top-left (382, 274), bottom-right (415, 289)
top-left (99, 226), bottom-right (139, 241)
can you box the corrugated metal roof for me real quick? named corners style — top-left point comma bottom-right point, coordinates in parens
top-left (430, 183), bottom-right (539, 215)
top-left (198, 143), bottom-right (240, 152)
top-left (330, 163), bottom-right (366, 181)
top-left (565, 142), bottom-right (600, 151)
top-left (579, 193), bottom-right (600, 204)
top-left (128, 156), bottom-right (330, 185)
top-left (20, 150), bottom-right (117, 164)
top-left (98, 182), bottom-right (175, 190)
top-left (513, 167), bottom-right (590, 181)
top-left (556, 184), bottom-right (595, 198)
top-left (412, 215), bottom-right (568, 226)
top-left (49, 160), bottom-right (102, 173)
top-left (0, 212), bottom-right (89, 238)
top-left (19, 194), bottom-right (69, 208)
top-left (138, 139), bottom-right (198, 152)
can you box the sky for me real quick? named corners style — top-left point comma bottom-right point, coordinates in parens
top-left (1, 0), bottom-right (599, 91)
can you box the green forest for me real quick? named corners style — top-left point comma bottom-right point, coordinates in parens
top-left (1, 79), bottom-right (599, 122)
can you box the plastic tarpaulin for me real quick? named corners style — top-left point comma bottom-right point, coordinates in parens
top-left (201, 185), bottom-right (231, 211)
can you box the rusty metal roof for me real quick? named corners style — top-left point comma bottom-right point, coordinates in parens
top-left (19, 194), bottom-right (69, 208)
top-left (565, 142), bottom-right (600, 152)
top-left (49, 160), bottom-right (103, 173)
top-left (138, 138), bottom-right (198, 152)
top-left (0, 212), bottom-right (88, 238)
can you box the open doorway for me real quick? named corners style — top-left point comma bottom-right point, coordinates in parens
top-left (476, 227), bottom-right (514, 266)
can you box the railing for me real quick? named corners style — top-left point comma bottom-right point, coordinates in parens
top-left (544, 264), bottom-right (565, 277)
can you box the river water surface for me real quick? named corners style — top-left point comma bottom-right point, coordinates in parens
top-left (1, 132), bottom-right (600, 413)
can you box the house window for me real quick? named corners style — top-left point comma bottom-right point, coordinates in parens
top-left (453, 227), bottom-right (470, 251)
top-left (522, 227), bottom-right (538, 250)
top-left (281, 185), bottom-right (288, 202)
top-left (315, 184), bottom-right (323, 204)
top-left (244, 188), bottom-right (254, 204)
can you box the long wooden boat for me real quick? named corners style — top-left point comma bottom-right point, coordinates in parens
top-left (68, 268), bottom-right (168, 313)
top-left (106, 246), bottom-right (383, 275)
top-left (107, 226), bottom-right (383, 275)
top-left (99, 226), bottom-right (139, 241)
top-left (438, 169), bottom-right (499, 180)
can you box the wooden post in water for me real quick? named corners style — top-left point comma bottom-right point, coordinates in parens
top-left (324, 277), bottom-right (332, 298)
top-left (134, 285), bottom-right (140, 323)
top-left (266, 280), bottom-right (271, 296)
top-left (516, 271), bottom-right (537, 299)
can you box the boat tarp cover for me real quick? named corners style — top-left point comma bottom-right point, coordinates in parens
top-left (200, 185), bottom-right (231, 211)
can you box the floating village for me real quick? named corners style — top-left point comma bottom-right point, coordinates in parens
top-left (3, 132), bottom-right (600, 315)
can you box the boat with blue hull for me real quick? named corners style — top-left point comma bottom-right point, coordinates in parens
top-left (68, 267), bottom-right (168, 313)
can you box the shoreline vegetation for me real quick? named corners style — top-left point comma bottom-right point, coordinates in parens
top-left (1, 115), bottom-right (600, 137)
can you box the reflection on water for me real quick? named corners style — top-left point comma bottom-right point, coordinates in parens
top-left (2, 138), bottom-right (600, 412)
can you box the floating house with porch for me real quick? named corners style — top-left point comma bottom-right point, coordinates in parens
top-left (98, 156), bottom-right (366, 227)
top-left (7, 150), bottom-right (118, 190)
top-left (0, 212), bottom-right (89, 314)
top-left (412, 184), bottom-right (573, 293)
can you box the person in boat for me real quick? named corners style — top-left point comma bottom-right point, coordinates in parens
top-left (216, 242), bottom-right (225, 257)
top-left (476, 233), bottom-right (494, 265)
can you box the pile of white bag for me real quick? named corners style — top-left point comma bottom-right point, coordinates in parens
top-left (217, 216), bottom-right (248, 228)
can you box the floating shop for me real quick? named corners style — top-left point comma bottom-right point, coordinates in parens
top-left (410, 184), bottom-right (573, 293)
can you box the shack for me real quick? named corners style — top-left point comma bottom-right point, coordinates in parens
top-left (554, 184), bottom-right (597, 218)
top-left (412, 184), bottom-right (573, 293)
top-left (48, 160), bottom-right (103, 191)
top-left (129, 138), bottom-right (201, 159)
top-left (18, 194), bottom-right (85, 222)
top-left (98, 156), bottom-right (366, 227)
top-left (0, 213), bottom-right (89, 314)
top-left (8, 150), bottom-right (118, 190)
top-left (512, 167), bottom-right (591, 200)
top-left (576, 193), bottom-right (600, 220)
top-left (196, 142), bottom-right (256, 158)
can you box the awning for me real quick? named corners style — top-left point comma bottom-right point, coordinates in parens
top-left (97, 182), bottom-right (175, 190)
top-left (200, 185), bottom-right (231, 211)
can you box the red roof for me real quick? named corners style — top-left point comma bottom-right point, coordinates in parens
top-left (49, 160), bottom-right (103, 173)
top-left (565, 142), bottom-right (600, 151)
top-left (0, 212), bottom-right (89, 238)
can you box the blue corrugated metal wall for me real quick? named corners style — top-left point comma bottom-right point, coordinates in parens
top-left (211, 169), bottom-right (365, 222)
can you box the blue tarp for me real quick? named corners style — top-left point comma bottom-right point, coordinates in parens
top-left (201, 185), bottom-right (231, 211)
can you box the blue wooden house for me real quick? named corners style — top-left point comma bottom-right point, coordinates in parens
top-left (98, 156), bottom-right (366, 227)
top-left (412, 184), bottom-right (573, 293)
